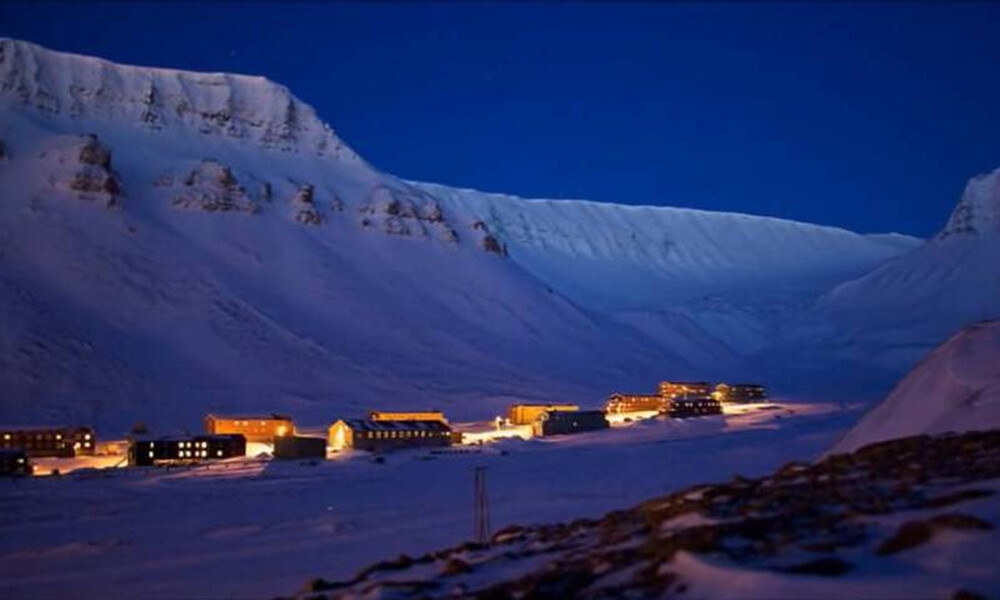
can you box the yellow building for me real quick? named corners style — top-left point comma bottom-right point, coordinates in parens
top-left (204, 414), bottom-right (293, 443)
top-left (658, 381), bottom-right (713, 398)
top-left (369, 411), bottom-right (447, 423)
top-left (507, 404), bottom-right (579, 425)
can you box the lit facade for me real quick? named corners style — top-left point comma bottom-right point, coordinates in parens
top-left (203, 414), bottom-right (293, 442)
top-left (369, 411), bottom-right (447, 423)
top-left (0, 448), bottom-right (31, 477)
top-left (0, 426), bottom-right (96, 458)
top-left (507, 404), bottom-right (579, 425)
top-left (605, 393), bottom-right (668, 414)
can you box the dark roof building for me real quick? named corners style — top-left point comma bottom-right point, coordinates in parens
top-left (532, 410), bottom-right (609, 437)
top-left (129, 434), bottom-right (246, 466)
top-left (0, 448), bottom-right (31, 477)
top-left (273, 435), bottom-right (327, 460)
top-left (328, 419), bottom-right (451, 452)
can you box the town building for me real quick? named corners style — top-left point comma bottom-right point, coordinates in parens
top-left (507, 404), bottom-right (579, 425)
top-left (658, 381), bottom-right (714, 398)
top-left (715, 383), bottom-right (768, 403)
top-left (328, 419), bottom-right (452, 452)
top-left (369, 411), bottom-right (447, 423)
top-left (129, 434), bottom-right (246, 466)
top-left (203, 414), bottom-right (293, 443)
top-left (273, 435), bottom-right (327, 460)
top-left (0, 426), bottom-right (96, 458)
top-left (0, 448), bottom-right (31, 477)
top-left (532, 410), bottom-right (609, 437)
top-left (605, 393), bottom-right (668, 414)
top-left (668, 395), bottom-right (723, 418)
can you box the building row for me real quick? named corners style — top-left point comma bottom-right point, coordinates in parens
top-left (1, 382), bottom-right (768, 473)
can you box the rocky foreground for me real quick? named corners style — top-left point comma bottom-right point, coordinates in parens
top-left (294, 430), bottom-right (1000, 599)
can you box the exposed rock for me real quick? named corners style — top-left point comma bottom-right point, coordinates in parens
top-left (877, 513), bottom-right (993, 555)
top-left (357, 185), bottom-right (459, 241)
top-left (292, 184), bottom-right (322, 225)
top-left (58, 134), bottom-right (124, 207)
top-left (297, 430), bottom-right (1000, 599)
top-left (171, 159), bottom-right (260, 214)
top-left (472, 220), bottom-right (507, 256)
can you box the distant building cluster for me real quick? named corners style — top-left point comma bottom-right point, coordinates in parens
top-left (1, 380), bottom-right (767, 476)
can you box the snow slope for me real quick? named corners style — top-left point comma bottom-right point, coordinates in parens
top-left (830, 319), bottom-right (1000, 455)
top-left (0, 37), bottom-right (973, 433)
top-left (770, 170), bottom-right (1000, 373)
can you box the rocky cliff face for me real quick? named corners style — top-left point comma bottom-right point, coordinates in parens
top-left (938, 168), bottom-right (1000, 239)
top-left (0, 38), bottom-right (360, 161)
top-left (297, 430), bottom-right (1000, 599)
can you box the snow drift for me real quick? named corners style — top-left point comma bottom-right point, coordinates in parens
top-left (830, 319), bottom-right (1000, 455)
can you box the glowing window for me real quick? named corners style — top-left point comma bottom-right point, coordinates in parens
top-left (216, 450), bottom-right (223, 457)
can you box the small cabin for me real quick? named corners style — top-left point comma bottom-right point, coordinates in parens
top-left (273, 435), bottom-right (327, 460)
top-left (0, 448), bottom-right (31, 477)
top-left (507, 403), bottom-right (579, 426)
top-left (328, 419), bottom-right (452, 453)
top-left (129, 434), bottom-right (246, 466)
top-left (0, 426), bottom-right (96, 458)
top-left (369, 411), bottom-right (447, 423)
top-left (668, 395), bottom-right (723, 418)
top-left (658, 381), bottom-right (714, 398)
top-left (532, 410), bottom-right (609, 437)
top-left (716, 383), bottom-right (768, 403)
top-left (605, 393), bottom-right (668, 414)
top-left (203, 414), bottom-right (293, 443)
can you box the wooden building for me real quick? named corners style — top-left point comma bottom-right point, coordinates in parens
top-left (328, 419), bottom-right (451, 453)
top-left (129, 434), bottom-right (246, 466)
top-left (369, 411), bottom-right (447, 423)
top-left (532, 410), bottom-right (609, 437)
top-left (203, 414), bottom-right (293, 443)
top-left (0, 448), bottom-right (31, 477)
top-left (273, 435), bottom-right (327, 460)
top-left (0, 426), bottom-right (96, 458)
top-left (605, 393), bottom-right (668, 414)
top-left (507, 403), bottom-right (579, 426)
top-left (658, 381), bottom-right (713, 398)
top-left (668, 395), bottom-right (723, 418)
top-left (715, 383), bottom-right (768, 403)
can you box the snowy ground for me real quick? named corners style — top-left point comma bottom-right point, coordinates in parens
top-left (0, 400), bottom-right (853, 599)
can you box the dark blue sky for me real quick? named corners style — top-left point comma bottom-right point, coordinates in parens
top-left (3, 2), bottom-right (998, 237)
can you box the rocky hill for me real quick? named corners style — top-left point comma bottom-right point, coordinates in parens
top-left (296, 429), bottom-right (1000, 599)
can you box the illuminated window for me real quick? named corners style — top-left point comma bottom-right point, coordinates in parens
top-left (84, 433), bottom-right (92, 440)
top-left (216, 450), bottom-right (223, 457)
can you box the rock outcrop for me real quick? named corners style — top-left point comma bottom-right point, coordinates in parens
top-left (472, 220), bottom-right (507, 256)
top-left (38, 134), bottom-right (124, 207)
top-left (358, 185), bottom-right (458, 243)
top-left (170, 160), bottom-right (261, 214)
top-left (938, 168), bottom-right (1000, 239)
top-left (292, 184), bottom-right (322, 225)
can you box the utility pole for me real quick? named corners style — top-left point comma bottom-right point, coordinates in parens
top-left (473, 466), bottom-right (491, 544)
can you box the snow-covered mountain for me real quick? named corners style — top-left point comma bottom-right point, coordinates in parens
top-left (0, 38), bottom-right (990, 432)
top-left (829, 319), bottom-right (1000, 455)
top-left (769, 169), bottom-right (1000, 375)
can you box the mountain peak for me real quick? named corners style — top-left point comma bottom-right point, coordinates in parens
top-left (938, 167), bottom-right (1000, 239)
top-left (0, 38), bottom-right (361, 161)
